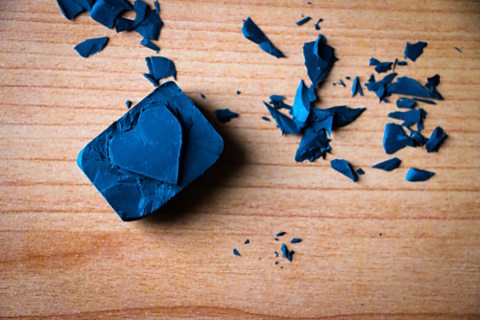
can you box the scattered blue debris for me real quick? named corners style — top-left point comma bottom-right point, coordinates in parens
top-left (330, 159), bottom-right (358, 182)
top-left (406, 168), bottom-right (435, 182)
top-left (346, 76), bottom-right (351, 80)
top-left (74, 36), bottom-right (109, 58)
top-left (125, 100), bottom-right (132, 108)
top-left (242, 17), bottom-right (285, 58)
top-left (396, 97), bottom-right (417, 109)
top-left (426, 127), bottom-right (448, 152)
top-left (296, 16), bottom-right (312, 26)
top-left (372, 157), bottom-right (401, 171)
top-left (281, 243), bottom-right (294, 262)
top-left (291, 238), bottom-right (302, 244)
top-left (233, 248), bottom-right (241, 256)
top-left (215, 108), bottom-right (239, 123)
top-left (351, 76), bottom-right (364, 97)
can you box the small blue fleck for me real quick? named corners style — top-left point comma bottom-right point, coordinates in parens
top-left (291, 238), bottom-right (302, 243)
top-left (233, 248), bottom-right (241, 256)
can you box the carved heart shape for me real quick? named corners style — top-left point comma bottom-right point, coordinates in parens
top-left (108, 106), bottom-right (182, 185)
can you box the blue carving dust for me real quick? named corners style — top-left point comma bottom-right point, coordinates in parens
top-left (74, 37), bottom-right (109, 58)
top-left (242, 17), bottom-right (285, 58)
top-left (77, 82), bottom-right (224, 221)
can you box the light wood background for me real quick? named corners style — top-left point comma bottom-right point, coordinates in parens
top-left (1, 0), bottom-right (479, 319)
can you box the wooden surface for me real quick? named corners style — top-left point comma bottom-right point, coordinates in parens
top-left (1, 0), bottom-right (479, 318)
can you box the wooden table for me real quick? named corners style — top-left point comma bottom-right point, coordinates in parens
top-left (1, 0), bottom-right (479, 318)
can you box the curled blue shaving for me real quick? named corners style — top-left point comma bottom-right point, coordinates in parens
top-left (406, 168), bottom-right (435, 182)
top-left (330, 159), bottom-right (358, 182)
top-left (242, 17), bottom-right (285, 58)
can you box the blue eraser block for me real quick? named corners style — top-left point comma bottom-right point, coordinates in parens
top-left (77, 81), bottom-right (224, 221)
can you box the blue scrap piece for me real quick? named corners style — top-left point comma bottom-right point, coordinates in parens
top-left (397, 60), bottom-right (408, 66)
top-left (296, 16), bottom-right (312, 26)
top-left (356, 168), bottom-right (365, 175)
top-left (77, 82), bottom-right (224, 221)
top-left (292, 80), bottom-right (311, 129)
top-left (261, 116), bottom-right (271, 122)
top-left (413, 97), bottom-right (437, 105)
top-left (276, 232), bottom-right (286, 237)
top-left (388, 76), bottom-right (433, 99)
top-left (425, 74), bottom-right (444, 100)
top-left (291, 238), bottom-right (302, 244)
top-left (56, 0), bottom-right (93, 20)
top-left (388, 108), bottom-right (427, 129)
top-left (314, 18), bottom-right (323, 30)
top-left (242, 17), bottom-right (285, 58)
top-left (140, 38), bottom-right (160, 52)
top-left (89, 0), bottom-right (133, 29)
top-left (125, 100), bottom-right (132, 108)
top-left (325, 106), bottom-right (366, 129)
top-left (338, 79), bottom-right (346, 87)
top-left (426, 127), bottom-right (448, 152)
top-left (303, 35), bottom-right (337, 90)
top-left (372, 157), bottom-right (401, 171)
top-left (404, 41), bottom-right (428, 62)
top-left (143, 73), bottom-right (159, 87)
top-left (200, 93), bottom-right (206, 99)
top-left (351, 76), bottom-right (364, 97)
top-left (454, 47), bottom-right (462, 53)
top-left (135, 9), bottom-right (163, 41)
top-left (369, 57), bottom-right (393, 73)
top-left (269, 95), bottom-right (291, 110)
top-left (236, 90), bottom-right (241, 95)
top-left (215, 108), bottom-right (239, 123)
top-left (383, 123), bottom-right (414, 154)
top-left (116, 17), bottom-right (135, 32)
top-left (233, 248), bottom-right (241, 256)
top-left (244, 239), bottom-right (250, 244)
top-left (74, 37), bottom-right (109, 58)
top-left (145, 56), bottom-right (177, 86)
top-left (330, 159), bottom-right (358, 182)
top-left (396, 97), bottom-right (416, 109)
top-left (281, 243), bottom-right (294, 262)
top-left (264, 102), bottom-right (300, 135)
top-left (406, 168), bottom-right (435, 182)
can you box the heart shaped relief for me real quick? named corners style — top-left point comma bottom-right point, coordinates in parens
top-left (108, 106), bottom-right (183, 185)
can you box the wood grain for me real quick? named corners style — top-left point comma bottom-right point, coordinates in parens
top-left (1, 0), bottom-right (479, 319)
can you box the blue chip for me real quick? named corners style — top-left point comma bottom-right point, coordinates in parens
top-left (406, 168), bottom-right (435, 182)
top-left (242, 17), bottom-right (285, 58)
top-left (56, 0), bottom-right (93, 20)
top-left (292, 80), bottom-right (311, 129)
top-left (387, 76), bottom-right (432, 99)
top-left (426, 127), bottom-right (448, 153)
top-left (214, 108), bottom-right (239, 123)
top-left (369, 57), bottom-right (393, 73)
top-left (372, 157), bottom-right (401, 171)
top-left (325, 106), bottom-right (366, 129)
top-left (264, 102), bottom-right (300, 135)
top-left (351, 76), bottom-right (364, 97)
top-left (291, 238), bottom-right (302, 243)
top-left (145, 56), bottom-right (177, 85)
top-left (233, 248), bottom-right (241, 256)
top-left (330, 159), bottom-right (358, 182)
top-left (296, 16), bottom-right (312, 26)
top-left (404, 41), bottom-right (428, 62)
top-left (383, 123), bottom-right (413, 154)
top-left (74, 37), bottom-right (109, 58)
top-left (89, 0), bottom-right (133, 29)
top-left (396, 97), bottom-right (417, 109)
